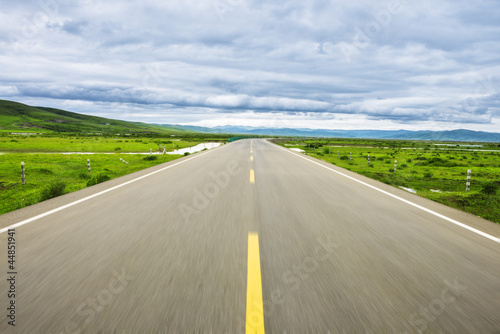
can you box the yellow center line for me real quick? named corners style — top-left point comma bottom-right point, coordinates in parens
top-left (246, 233), bottom-right (265, 334)
top-left (251, 156), bottom-right (254, 161)
top-left (250, 169), bottom-right (255, 184)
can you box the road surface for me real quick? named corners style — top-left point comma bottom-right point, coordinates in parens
top-left (1, 139), bottom-right (499, 333)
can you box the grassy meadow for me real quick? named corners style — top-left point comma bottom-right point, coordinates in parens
top-left (278, 138), bottom-right (500, 224)
top-left (0, 136), bottom-right (219, 153)
top-left (0, 133), bottom-right (227, 215)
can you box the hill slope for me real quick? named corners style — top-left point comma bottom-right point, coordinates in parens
top-left (0, 100), bottom-right (189, 135)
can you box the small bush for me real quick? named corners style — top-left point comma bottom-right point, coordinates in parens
top-left (424, 172), bottom-right (433, 178)
top-left (481, 182), bottom-right (499, 195)
top-left (184, 152), bottom-right (190, 156)
top-left (78, 172), bottom-right (90, 179)
top-left (340, 156), bottom-right (349, 160)
top-left (40, 181), bottom-right (66, 201)
top-left (114, 147), bottom-right (121, 151)
top-left (37, 168), bottom-right (53, 175)
top-left (87, 173), bottom-right (111, 187)
top-left (143, 155), bottom-right (158, 161)
top-left (401, 164), bottom-right (408, 168)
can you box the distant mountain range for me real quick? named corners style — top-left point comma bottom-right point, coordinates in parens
top-left (159, 125), bottom-right (500, 142)
top-left (1, 99), bottom-right (498, 142)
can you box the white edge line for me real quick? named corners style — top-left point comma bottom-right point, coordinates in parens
top-left (268, 141), bottom-right (500, 244)
top-left (0, 148), bottom-right (219, 234)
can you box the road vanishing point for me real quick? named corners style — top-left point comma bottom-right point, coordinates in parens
top-left (1, 139), bottom-right (499, 333)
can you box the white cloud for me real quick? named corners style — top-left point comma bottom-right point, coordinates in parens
top-left (0, 0), bottom-right (500, 131)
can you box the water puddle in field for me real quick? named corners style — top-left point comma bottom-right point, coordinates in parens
top-left (166, 142), bottom-right (221, 155)
top-left (399, 186), bottom-right (417, 194)
top-left (0, 142), bottom-right (222, 155)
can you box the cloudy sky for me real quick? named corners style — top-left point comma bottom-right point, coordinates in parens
top-left (1, 0), bottom-right (500, 131)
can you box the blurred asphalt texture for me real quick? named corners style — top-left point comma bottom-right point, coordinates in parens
top-left (1, 139), bottom-right (499, 333)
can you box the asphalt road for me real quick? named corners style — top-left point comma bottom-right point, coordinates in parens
top-left (1, 139), bottom-right (499, 333)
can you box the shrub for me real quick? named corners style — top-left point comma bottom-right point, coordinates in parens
top-left (87, 173), bottom-right (111, 187)
top-left (143, 155), bottom-right (158, 161)
top-left (401, 164), bottom-right (408, 168)
top-left (340, 156), bottom-right (349, 160)
top-left (423, 172), bottom-right (433, 178)
top-left (40, 181), bottom-right (66, 201)
top-left (78, 172), bottom-right (90, 179)
top-left (114, 147), bottom-right (121, 151)
top-left (184, 152), bottom-right (190, 156)
top-left (37, 168), bottom-right (53, 175)
top-left (481, 182), bottom-right (499, 195)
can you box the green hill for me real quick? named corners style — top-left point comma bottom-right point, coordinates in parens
top-left (0, 100), bottom-right (190, 135)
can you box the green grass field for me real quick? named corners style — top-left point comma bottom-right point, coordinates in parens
top-left (277, 138), bottom-right (500, 224)
top-left (0, 152), bottom-right (183, 215)
top-left (0, 136), bottom-right (209, 153)
top-left (0, 133), bottom-right (229, 215)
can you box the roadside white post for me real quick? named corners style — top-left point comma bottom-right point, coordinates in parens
top-left (120, 158), bottom-right (129, 165)
top-left (338, 151), bottom-right (340, 158)
top-left (466, 169), bottom-right (471, 192)
top-left (350, 152), bottom-right (352, 160)
top-left (87, 159), bottom-right (91, 173)
top-left (150, 149), bottom-right (152, 155)
top-left (394, 160), bottom-right (397, 174)
top-left (21, 162), bottom-right (25, 185)
top-left (368, 154), bottom-right (370, 165)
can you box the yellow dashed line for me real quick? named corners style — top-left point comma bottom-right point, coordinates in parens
top-left (251, 156), bottom-right (254, 161)
top-left (250, 169), bottom-right (255, 184)
top-left (246, 233), bottom-right (265, 334)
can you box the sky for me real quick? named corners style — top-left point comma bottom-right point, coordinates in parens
top-left (1, 0), bottom-right (500, 132)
